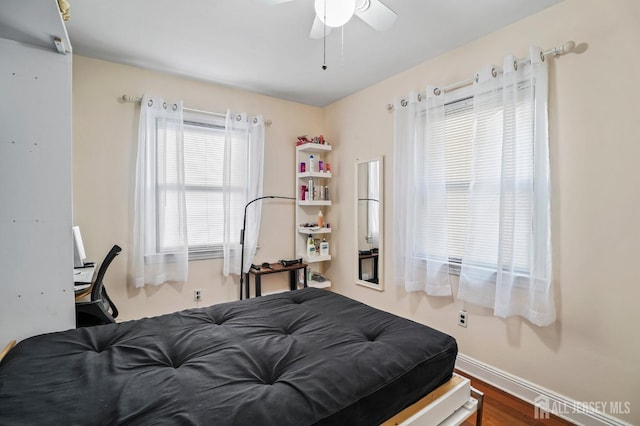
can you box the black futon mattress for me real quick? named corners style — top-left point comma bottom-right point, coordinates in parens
top-left (0, 288), bottom-right (457, 425)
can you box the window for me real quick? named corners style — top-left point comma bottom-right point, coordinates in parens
top-left (158, 112), bottom-right (246, 260)
top-left (393, 52), bottom-right (553, 325)
top-left (416, 84), bottom-right (535, 275)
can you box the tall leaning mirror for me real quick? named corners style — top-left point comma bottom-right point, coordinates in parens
top-left (355, 156), bottom-right (383, 291)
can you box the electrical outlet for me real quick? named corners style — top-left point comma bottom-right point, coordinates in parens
top-left (458, 310), bottom-right (468, 328)
top-left (194, 289), bottom-right (202, 302)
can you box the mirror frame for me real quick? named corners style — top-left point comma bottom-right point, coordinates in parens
top-left (354, 156), bottom-right (384, 291)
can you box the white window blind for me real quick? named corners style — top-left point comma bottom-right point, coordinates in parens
top-left (184, 120), bottom-right (225, 254)
top-left (158, 113), bottom-right (246, 259)
top-left (416, 85), bottom-right (534, 274)
top-left (443, 97), bottom-right (474, 264)
top-left (463, 83), bottom-right (534, 275)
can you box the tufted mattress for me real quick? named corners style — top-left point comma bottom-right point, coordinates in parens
top-left (0, 288), bottom-right (457, 425)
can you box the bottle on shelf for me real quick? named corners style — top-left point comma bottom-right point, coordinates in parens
top-left (309, 154), bottom-right (315, 172)
top-left (307, 234), bottom-right (316, 258)
top-left (320, 238), bottom-right (329, 256)
top-left (317, 210), bottom-right (323, 227)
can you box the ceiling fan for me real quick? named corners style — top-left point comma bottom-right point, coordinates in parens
top-left (264, 0), bottom-right (398, 39)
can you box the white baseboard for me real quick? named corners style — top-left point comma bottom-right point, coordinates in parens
top-left (455, 353), bottom-right (632, 426)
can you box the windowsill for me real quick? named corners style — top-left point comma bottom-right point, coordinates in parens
top-left (189, 250), bottom-right (223, 261)
top-left (414, 256), bottom-right (532, 285)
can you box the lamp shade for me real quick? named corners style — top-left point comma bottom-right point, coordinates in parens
top-left (314, 0), bottom-right (355, 28)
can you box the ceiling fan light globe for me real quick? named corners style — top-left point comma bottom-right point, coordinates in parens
top-left (314, 0), bottom-right (356, 28)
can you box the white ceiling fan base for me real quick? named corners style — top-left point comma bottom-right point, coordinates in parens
top-left (261, 0), bottom-right (397, 37)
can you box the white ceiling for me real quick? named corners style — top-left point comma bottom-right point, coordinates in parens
top-left (64, 0), bottom-right (562, 107)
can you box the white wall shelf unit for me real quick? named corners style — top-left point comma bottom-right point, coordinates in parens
top-left (298, 171), bottom-right (332, 179)
top-left (298, 227), bottom-right (332, 235)
top-left (298, 200), bottom-right (332, 206)
top-left (308, 280), bottom-right (331, 290)
top-left (295, 142), bottom-right (333, 290)
top-left (305, 255), bottom-right (332, 263)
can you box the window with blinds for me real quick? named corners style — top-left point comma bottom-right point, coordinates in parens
top-left (183, 120), bottom-right (226, 257)
top-left (417, 86), bottom-right (534, 275)
top-left (157, 113), bottom-right (245, 260)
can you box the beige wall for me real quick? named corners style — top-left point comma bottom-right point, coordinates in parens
top-left (324, 0), bottom-right (640, 423)
top-left (73, 0), bottom-right (639, 422)
top-left (73, 56), bottom-right (323, 320)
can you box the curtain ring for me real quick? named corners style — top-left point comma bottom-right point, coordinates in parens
top-left (236, 114), bottom-right (242, 122)
top-left (253, 117), bottom-right (258, 124)
top-left (491, 67), bottom-right (497, 78)
top-left (162, 101), bottom-right (167, 110)
top-left (417, 93), bottom-right (422, 102)
top-left (147, 99), bottom-right (153, 107)
top-left (540, 51), bottom-right (545, 62)
top-left (433, 88), bottom-right (441, 96)
top-left (172, 103), bottom-right (177, 111)
top-left (513, 61), bottom-right (518, 71)
top-left (400, 99), bottom-right (408, 107)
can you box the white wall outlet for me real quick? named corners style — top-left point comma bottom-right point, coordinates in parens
top-left (194, 289), bottom-right (202, 301)
top-left (458, 310), bottom-right (468, 328)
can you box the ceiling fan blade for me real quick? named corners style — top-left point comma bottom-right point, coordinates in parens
top-left (355, 0), bottom-right (397, 31)
top-left (309, 15), bottom-right (332, 39)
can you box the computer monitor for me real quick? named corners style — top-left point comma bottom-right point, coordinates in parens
top-left (72, 226), bottom-right (87, 268)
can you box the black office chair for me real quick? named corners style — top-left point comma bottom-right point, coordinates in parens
top-left (75, 245), bottom-right (121, 327)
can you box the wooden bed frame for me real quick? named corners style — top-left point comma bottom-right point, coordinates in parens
top-left (0, 340), bottom-right (16, 364)
top-left (383, 374), bottom-right (484, 426)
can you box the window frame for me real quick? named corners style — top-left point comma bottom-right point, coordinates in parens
top-left (415, 83), bottom-right (535, 279)
top-left (154, 112), bottom-right (233, 261)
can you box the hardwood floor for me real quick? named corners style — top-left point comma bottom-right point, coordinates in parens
top-left (456, 370), bottom-right (576, 426)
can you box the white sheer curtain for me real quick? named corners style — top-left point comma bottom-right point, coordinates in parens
top-left (458, 47), bottom-right (555, 326)
top-left (393, 89), bottom-right (452, 296)
top-left (222, 111), bottom-right (265, 276)
top-left (130, 95), bottom-right (188, 287)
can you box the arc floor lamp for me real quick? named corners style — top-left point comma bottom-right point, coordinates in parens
top-left (239, 195), bottom-right (295, 299)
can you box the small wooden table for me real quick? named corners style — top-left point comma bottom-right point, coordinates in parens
top-left (245, 262), bottom-right (308, 298)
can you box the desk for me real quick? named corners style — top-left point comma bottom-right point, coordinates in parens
top-left (74, 265), bottom-right (95, 300)
top-left (358, 253), bottom-right (379, 284)
top-left (245, 262), bottom-right (308, 298)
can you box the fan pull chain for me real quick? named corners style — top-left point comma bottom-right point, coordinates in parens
top-left (322, 27), bottom-right (327, 70)
top-left (322, 0), bottom-right (327, 70)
